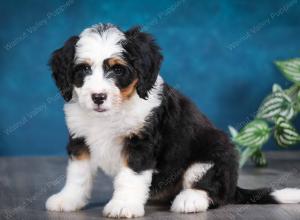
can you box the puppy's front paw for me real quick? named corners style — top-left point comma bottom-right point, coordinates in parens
top-left (103, 199), bottom-right (145, 218)
top-left (46, 192), bottom-right (86, 212)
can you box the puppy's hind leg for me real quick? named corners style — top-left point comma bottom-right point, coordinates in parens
top-left (171, 163), bottom-right (213, 213)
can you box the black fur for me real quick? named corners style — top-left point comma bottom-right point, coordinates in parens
top-left (49, 36), bottom-right (79, 101)
top-left (234, 187), bottom-right (278, 204)
top-left (123, 26), bottom-right (163, 99)
top-left (67, 136), bottom-right (90, 159)
top-left (71, 63), bottom-right (92, 88)
top-left (124, 84), bottom-right (278, 206)
top-left (90, 23), bottom-right (118, 36)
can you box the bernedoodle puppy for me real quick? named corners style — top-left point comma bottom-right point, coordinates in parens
top-left (46, 23), bottom-right (300, 218)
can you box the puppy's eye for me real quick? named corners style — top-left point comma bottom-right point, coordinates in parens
top-left (112, 65), bottom-right (125, 75)
top-left (75, 64), bottom-right (91, 71)
top-left (82, 65), bottom-right (91, 73)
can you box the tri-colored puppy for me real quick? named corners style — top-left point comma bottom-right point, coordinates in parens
top-left (46, 23), bottom-right (300, 218)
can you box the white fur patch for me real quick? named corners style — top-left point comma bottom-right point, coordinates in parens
top-left (73, 24), bottom-right (126, 112)
top-left (46, 159), bottom-right (94, 211)
top-left (64, 76), bottom-right (163, 177)
top-left (183, 163), bottom-right (213, 189)
top-left (271, 188), bottom-right (300, 204)
top-left (171, 189), bottom-right (210, 213)
top-left (103, 168), bottom-right (153, 218)
top-left (75, 24), bottom-right (125, 65)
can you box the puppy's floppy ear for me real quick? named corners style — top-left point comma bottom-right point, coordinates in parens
top-left (49, 36), bottom-right (79, 102)
top-left (123, 26), bottom-right (163, 99)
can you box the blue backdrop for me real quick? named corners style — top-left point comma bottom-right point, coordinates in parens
top-left (1, 0), bottom-right (300, 156)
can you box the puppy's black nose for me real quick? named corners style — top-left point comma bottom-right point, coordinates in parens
top-left (91, 93), bottom-right (107, 105)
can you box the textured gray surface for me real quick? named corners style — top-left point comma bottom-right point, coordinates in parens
top-left (1, 151), bottom-right (300, 220)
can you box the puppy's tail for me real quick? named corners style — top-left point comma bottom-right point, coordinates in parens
top-left (234, 186), bottom-right (300, 204)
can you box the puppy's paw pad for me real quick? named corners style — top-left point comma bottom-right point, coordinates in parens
top-left (171, 189), bottom-right (209, 213)
top-left (103, 200), bottom-right (144, 218)
top-left (46, 193), bottom-right (85, 212)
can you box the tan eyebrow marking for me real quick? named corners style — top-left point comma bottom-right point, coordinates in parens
top-left (84, 58), bottom-right (93, 65)
top-left (106, 57), bottom-right (127, 67)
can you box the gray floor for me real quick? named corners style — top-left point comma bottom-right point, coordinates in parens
top-left (1, 151), bottom-right (300, 220)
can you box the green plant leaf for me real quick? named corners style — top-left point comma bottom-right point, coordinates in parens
top-left (285, 84), bottom-right (300, 97)
top-left (272, 84), bottom-right (283, 92)
top-left (257, 91), bottom-right (295, 120)
top-left (234, 120), bottom-right (270, 148)
top-left (251, 150), bottom-right (267, 167)
top-left (239, 147), bottom-right (258, 168)
top-left (297, 91), bottom-right (300, 112)
top-left (274, 116), bottom-right (300, 147)
top-left (228, 126), bottom-right (238, 138)
top-left (275, 59), bottom-right (300, 84)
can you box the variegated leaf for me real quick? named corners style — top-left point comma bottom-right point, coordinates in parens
top-left (228, 126), bottom-right (238, 138)
top-left (274, 117), bottom-right (300, 147)
top-left (297, 90), bottom-right (300, 112)
top-left (272, 84), bottom-right (283, 93)
top-left (275, 58), bottom-right (300, 84)
top-left (257, 92), bottom-right (294, 120)
top-left (234, 120), bottom-right (270, 148)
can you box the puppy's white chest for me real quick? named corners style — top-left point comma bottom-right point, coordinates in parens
top-left (64, 103), bottom-right (146, 176)
top-left (88, 130), bottom-right (123, 176)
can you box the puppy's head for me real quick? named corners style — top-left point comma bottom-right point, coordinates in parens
top-left (49, 24), bottom-right (162, 113)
